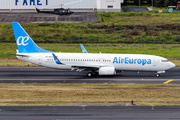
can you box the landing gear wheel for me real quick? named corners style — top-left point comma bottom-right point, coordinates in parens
top-left (157, 74), bottom-right (160, 77)
top-left (87, 72), bottom-right (92, 77)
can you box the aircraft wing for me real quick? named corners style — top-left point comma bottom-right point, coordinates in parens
top-left (69, 64), bottom-right (112, 72)
top-left (70, 65), bottom-right (99, 72)
top-left (70, 64), bottom-right (112, 68)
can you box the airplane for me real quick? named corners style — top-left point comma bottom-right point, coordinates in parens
top-left (35, 0), bottom-right (82, 16)
top-left (36, 7), bottom-right (74, 16)
top-left (11, 22), bottom-right (175, 77)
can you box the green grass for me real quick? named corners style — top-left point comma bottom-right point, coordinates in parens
top-left (1, 12), bottom-right (180, 66)
top-left (0, 83), bottom-right (179, 105)
top-left (1, 43), bottom-right (180, 58)
top-left (150, 7), bottom-right (168, 10)
top-left (98, 11), bottom-right (180, 24)
top-left (1, 12), bottom-right (180, 44)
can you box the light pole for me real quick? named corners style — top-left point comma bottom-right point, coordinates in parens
top-left (139, 0), bottom-right (141, 7)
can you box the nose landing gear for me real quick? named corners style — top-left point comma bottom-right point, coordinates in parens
top-left (156, 71), bottom-right (165, 77)
top-left (156, 74), bottom-right (160, 77)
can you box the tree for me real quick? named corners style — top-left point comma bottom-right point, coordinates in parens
top-left (123, 0), bottom-right (178, 6)
top-left (164, 0), bottom-right (169, 7)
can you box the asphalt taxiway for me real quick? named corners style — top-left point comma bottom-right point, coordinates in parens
top-left (0, 68), bottom-right (180, 120)
top-left (0, 12), bottom-right (98, 24)
top-left (0, 67), bottom-right (179, 84)
top-left (0, 105), bottom-right (180, 120)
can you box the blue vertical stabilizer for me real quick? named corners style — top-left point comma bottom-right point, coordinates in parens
top-left (12, 22), bottom-right (51, 53)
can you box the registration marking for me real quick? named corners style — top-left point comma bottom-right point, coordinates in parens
top-left (163, 80), bottom-right (173, 84)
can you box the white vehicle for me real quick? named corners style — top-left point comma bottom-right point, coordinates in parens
top-left (11, 22), bottom-right (175, 77)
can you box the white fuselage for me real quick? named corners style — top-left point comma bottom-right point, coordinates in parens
top-left (17, 53), bottom-right (175, 72)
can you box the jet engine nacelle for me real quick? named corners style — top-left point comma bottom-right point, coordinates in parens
top-left (99, 67), bottom-right (116, 76)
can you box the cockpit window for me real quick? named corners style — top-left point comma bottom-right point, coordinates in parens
top-left (161, 60), bottom-right (168, 62)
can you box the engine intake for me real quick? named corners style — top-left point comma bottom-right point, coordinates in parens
top-left (99, 67), bottom-right (116, 76)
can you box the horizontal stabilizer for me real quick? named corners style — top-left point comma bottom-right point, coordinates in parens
top-left (5, 53), bottom-right (29, 57)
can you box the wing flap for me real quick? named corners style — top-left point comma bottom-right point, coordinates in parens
top-left (71, 64), bottom-right (100, 68)
top-left (70, 64), bottom-right (113, 72)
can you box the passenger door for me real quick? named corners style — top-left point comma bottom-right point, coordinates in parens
top-left (153, 58), bottom-right (157, 66)
top-left (38, 56), bottom-right (42, 65)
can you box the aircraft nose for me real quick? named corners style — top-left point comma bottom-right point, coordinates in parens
top-left (169, 62), bottom-right (175, 69)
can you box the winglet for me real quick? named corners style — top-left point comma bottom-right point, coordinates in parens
top-left (80, 44), bottom-right (88, 53)
top-left (52, 53), bottom-right (63, 64)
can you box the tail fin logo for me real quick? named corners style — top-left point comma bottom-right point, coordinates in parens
top-left (17, 36), bottom-right (29, 46)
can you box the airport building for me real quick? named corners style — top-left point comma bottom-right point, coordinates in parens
top-left (0, 0), bottom-right (124, 12)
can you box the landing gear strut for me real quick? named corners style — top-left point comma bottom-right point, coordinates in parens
top-left (87, 71), bottom-right (98, 77)
top-left (156, 71), bottom-right (165, 77)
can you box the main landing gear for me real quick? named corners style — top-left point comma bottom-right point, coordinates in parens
top-left (87, 71), bottom-right (98, 77)
top-left (87, 72), bottom-right (93, 77)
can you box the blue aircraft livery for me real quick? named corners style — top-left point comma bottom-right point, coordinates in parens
top-left (113, 57), bottom-right (151, 66)
top-left (15, 0), bottom-right (48, 6)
